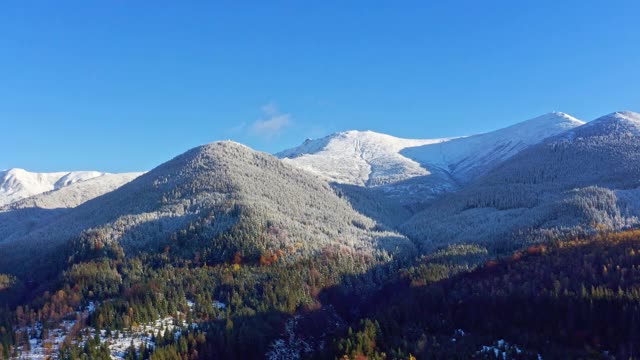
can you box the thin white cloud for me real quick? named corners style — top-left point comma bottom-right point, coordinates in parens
top-left (227, 121), bottom-right (247, 134)
top-left (250, 102), bottom-right (291, 138)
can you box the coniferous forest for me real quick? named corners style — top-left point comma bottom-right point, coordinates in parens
top-left (4, 221), bottom-right (640, 359)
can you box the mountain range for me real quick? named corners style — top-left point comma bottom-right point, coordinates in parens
top-left (0, 169), bottom-right (142, 208)
top-left (3, 110), bottom-right (640, 359)
top-left (1, 110), bottom-right (637, 280)
top-left (0, 141), bottom-right (412, 282)
top-left (403, 111), bottom-right (640, 249)
top-left (278, 112), bottom-right (583, 187)
top-left (279, 111), bottom-right (640, 251)
top-left (2, 111), bottom-right (637, 252)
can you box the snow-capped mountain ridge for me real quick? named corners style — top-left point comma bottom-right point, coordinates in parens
top-left (401, 110), bottom-right (640, 248)
top-left (0, 168), bottom-right (99, 193)
top-left (277, 130), bottom-right (449, 159)
top-left (0, 168), bottom-right (142, 207)
top-left (277, 130), bottom-right (451, 186)
top-left (2, 172), bottom-right (143, 210)
top-left (278, 112), bottom-right (585, 189)
top-left (400, 112), bottom-right (584, 181)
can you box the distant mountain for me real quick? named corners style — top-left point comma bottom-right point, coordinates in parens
top-left (2, 172), bottom-right (141, 210)
top-left (0, 141), bottom-right (412, 277)
top-left (402, 111), bottom-right (640, 249)
top-left (0, 172), bottom-right (142, 250)
top-left (475, 111), bottom-right (640, 190)
top-left (278, 112), bottom-right (585, 225)
top-left (278, 113), bottom-right (583, 189)
top-left (400, 112), bottom-right (584, 183)
top-left (0, 168), bottom-right (142, 207)
top-left (277, 131), bottom-right (449, 186)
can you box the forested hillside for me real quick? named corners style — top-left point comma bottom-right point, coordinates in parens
top-left (322, 229), bottom-right (640, 359)
top-left (0, 141), bottom-right (412, 281)
top-left (403, 111), bottom-right (640, 250)
top-left (5, 226), bottom-right (638, 358)
top-left (0, 141), bottom-right (414, 359)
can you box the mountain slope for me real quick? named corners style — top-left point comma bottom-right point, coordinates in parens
top-left (0, 168), bottom-right (142, 207)
top-left (277, 131), bottom-right (449, 186)
top-left (0, 172), bottom-right (142, 246)
top-left (278, 113), bottom-right (584, 228)
top-left (473, 111), bottom-right (640, 189)
top-left (400, 112), bottom-right (585, 183)
top-left (327, 230), bottom-right (640, 359)
top-left (0, 141), bottom-right (412, 277)
top-left (402, 111), bottom-right (640, 249)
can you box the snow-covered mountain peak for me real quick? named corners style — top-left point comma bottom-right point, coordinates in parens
top-left (0, 168), bottom-right (140, 207)
top-left (547, 111), bottom-right (582, 122)
top-left (276, 130), bottom-right (449, 186)
top-left (593, 111), bottom-right (640, 126)
top-left (277, 130), bottom-right (448, 159)
top-left (575, 111), bottom-right (640, 137)
top-left (4, 168), bottom-right (27, 175)
top-left (2, 167), bottom-right (39, 182)
top-left (2, 169), bottom-right (74, 196)
top-left (494, 111), bottom-right (584, 137)
top-left (213, 139), bottom-right (251, 147)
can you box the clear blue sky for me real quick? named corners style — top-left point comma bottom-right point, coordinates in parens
top-left (2, 1), bottom-right (639, 172)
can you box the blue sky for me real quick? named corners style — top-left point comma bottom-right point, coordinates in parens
top-left (1, 1), bottom-right (639, 172)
